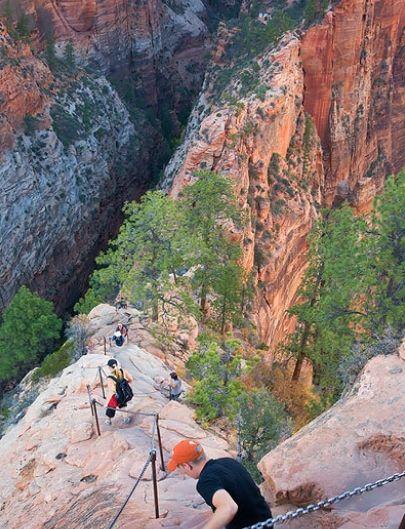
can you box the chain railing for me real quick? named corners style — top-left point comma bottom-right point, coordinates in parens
top-left (243, 470), bottom-right (405, 529)
top-left (106, 453), bottom-right (153, 529)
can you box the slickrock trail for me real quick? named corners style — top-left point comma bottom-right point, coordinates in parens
top-left (0, 304), bottom-right (228, 529)
top-left (0, 306), bottom-right (404, 529)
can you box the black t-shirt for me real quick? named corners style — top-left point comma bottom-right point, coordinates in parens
top-left (196, 458), bottom-right (272, 529)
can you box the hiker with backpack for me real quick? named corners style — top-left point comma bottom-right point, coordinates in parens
top-left (167, 439), bottom-right (273, 529)
top-left (105, 358), bottom-right (134, 425)
top-left (111, 330), bottom-right (125, 347)
top-left (116, 323), bottom-right (128, 341)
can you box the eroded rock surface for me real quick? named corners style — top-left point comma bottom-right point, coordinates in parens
top-left (259, 352), bottom-right (405, 529)
top-left (0, 304), bottom-right (229, 529)
top-left (163, 0), bottom-right (404, 348)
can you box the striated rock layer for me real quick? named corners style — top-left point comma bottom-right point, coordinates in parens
top-left (0, 0), bottom-right (212, 313)
top-left (164, 0), bottom-right (404, 348)
top-left (259, 350), bottom-right (405, 529)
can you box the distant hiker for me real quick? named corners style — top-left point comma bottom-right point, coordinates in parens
top-left (111, 330), bottom-right (124, 347)
top-left (159, 371), bottom-right (183, 400)
top-left (115, 296), bottom-right (128, 313)
top-left (167, 440), bottom-right (273, 529)
top-left (105, 359), bottom-right (133, 425)
top-left (116, 323), bottom-right (128, 340)
top-left (168, 372), bottom-right (183, 400)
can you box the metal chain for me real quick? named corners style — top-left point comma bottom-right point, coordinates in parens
top-left (244, 470), bottom-right (405, 529)
top-left (106, 454), bottom-right (152, 529)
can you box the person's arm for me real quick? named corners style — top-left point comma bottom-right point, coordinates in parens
top-left (201, 490), bottom-right (238, 529)
top-left (123, 370), bottom-right (133, 383)
top-left (106, 377), bottom-right (115, 399)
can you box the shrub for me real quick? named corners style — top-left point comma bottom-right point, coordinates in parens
top-left (31, 341), bottom-right (74, 382)
top-left (238, 389), bottom-right (291, 481)
top-left (271, 198), bottom-right (286, 216)
top-left (186, 337), bottom-right (244, 424)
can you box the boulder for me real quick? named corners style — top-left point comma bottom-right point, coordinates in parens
top-left (259, 353), bottom-right (405, 529)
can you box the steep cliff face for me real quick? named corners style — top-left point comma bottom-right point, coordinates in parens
top-left (0, 22), bottom-right (156, 311)
top-left (164, 0), bottom-right (404, 347)
top-left (0, 0), bottom-right (212, 312)
top-left (301, 0), bottom-right (404, 210)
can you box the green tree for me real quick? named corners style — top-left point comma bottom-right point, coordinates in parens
top-left (0, 287), bottom-right (62, 383)
top-left (186, 335), bottom-right (244, 423)
top-left (211, 262), bottom-right (245, 334)
top-left (45, 37), bottom-right (59, 72)
top-left (81, 191), bottom-right (193, 321)
top-left (368, 170), bottom-right (405, 332)
top-left (74, 266), bottom-right (120, 314)
top-left (182, 171), bottom-right (243, 320)
top-left (237, 389), bottom-right (291, 481)
top-left (3, 0), bottom-right (14, 34)
top-left (287, 206), bottom-right (372, 400)
top-left (15, 13), bottom-right (30, 40)
top-left (63, 41), bottom-right (76, 72)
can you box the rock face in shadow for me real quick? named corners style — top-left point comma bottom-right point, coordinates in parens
top-left (258, 350), bottom-right (405, 529)
top-left (0, 304), bottom-right (229, 529)
top-left (0, 0), bottom-right (212, 313)
top-left (163, 0), bottom-right (404, 348)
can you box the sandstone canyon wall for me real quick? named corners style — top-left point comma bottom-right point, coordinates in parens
top-left (0, 0), bottom-right (212, 313)
top-left (164, 0), bottom-right (404, 347)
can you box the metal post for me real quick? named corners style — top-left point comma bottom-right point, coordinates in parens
top-left (150, 450), bottom-right (160, 519)
top-left (98, 366), bottom-right (106, 399)
top-left (155, 415), bottom-right (165, 471)
top-left (87, 384), bottom-right (94, 416)
top-left (103, 336), bottom-right (107, 355)
top-left (92, 399), bottom-right (101, 436)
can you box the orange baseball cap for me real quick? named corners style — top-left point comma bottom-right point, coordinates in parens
top-left (167, 440), bottom-right (205, 472)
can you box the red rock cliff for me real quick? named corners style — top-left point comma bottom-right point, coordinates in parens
top-left (164, 0), bottom-right (404, 349)
top-left (0, 0), bottom-right (212, 313)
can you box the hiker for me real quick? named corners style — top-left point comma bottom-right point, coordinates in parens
top-left (116, 323), bottom-right (128, 340)
top-left (115, 296), bottom-right (128, 313)
top-left (167, 372), bottom-right (183, 400)
top-left (159, 371), bottom-right (183, 400)
top-left (167, 440), bottom-right (272, 529)
top-left (111, 330), bottom-right (125, 347)
top-left (105, 358), bottom-right (134, 426)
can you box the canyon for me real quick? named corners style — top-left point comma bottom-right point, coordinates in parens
top-left (1, 0), bottom-right (403, 350)
top-left (0, 0), bottom-right (213, 313)
top-left (164, 0), bottom-right (404, 346)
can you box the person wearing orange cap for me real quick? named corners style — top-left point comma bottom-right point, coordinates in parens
top-left (167, 439), bottom-right (272, 529)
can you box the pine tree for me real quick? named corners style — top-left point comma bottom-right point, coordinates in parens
top-left (182, 170), bottom-right (243, 320)
top-left (287, 206), bottom-right (372, 400)
top-left (15, 13), bottom-right (30, 40)
top-left (3, 0), bottom-right (14, 33)
top-left (63, 41), bottom-right (76, 72)
top-left (0, 287), bottom-right (62, 383)
top-left (368, 170), bottom-right (405, 332)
